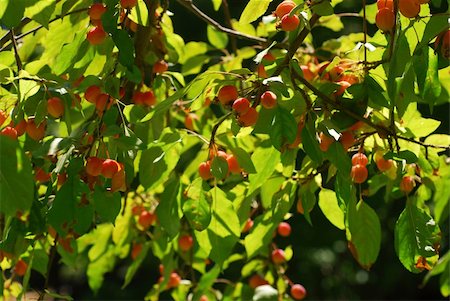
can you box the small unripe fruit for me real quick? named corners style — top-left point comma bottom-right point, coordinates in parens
top-left (153, 60), bottom-right (168, 74)
top-left (249, 274), bottom-right (269, 289)
top-left (399, 0), bottom-right (420, 18)
top-left (351, 164), bottom-right (368, 184)
top-left (178, 234), bottom-right (194, 252)
top-left (352, 153), bottom-right (368, 166)
top-left (277, 222), bottom-right (291, 237)
top-left (290, 284), bottom-right (307, 300)
top-left (120, 0), bottom-right (138, 9)
top-left (227, 155), bottom-right (241, 174)
top-left (376, 8), bottom-right (395, 32)
top-left (85, 85), bottom-right (101, 103)
top-left (199, 161), bottom-right (212, 180)
top-left (47, 97), bottom-right (64, 118)
top-left (15, 259), bottom-right (28, 277)
top-left (184, 113), bottom-right (199, 131)
top-left (260, 91), bottom-right (277, 109)
top-left (242, 218), bottom-right (253, 233)
top-left (275, 0), bottom-right (296, 18)
top-left (26, 119), bottom-right (46, 141)
top-left (238, 107), bottom-right (258, 127)
top-left (101, 159), bottom-right (120, 178)
top-left (1, 126), bottom-right (18, 139)
top-left (377, 0), bottom-right (394, 10)
top-left (399, 176), bottom-right (415, 193)
top-left (87, 26), bottom-right (107, 45)
top-left (319, 132), bottom-right (334, 152)
top-left (89, 3), bottom-right (107, 21)
top-left (168, 272), bottom-right (181, 288)
top-left (280, 14), bottom-right (300, 32)
top-left (218, 85), bottom-right (239, 105)
top-left (138, 210), bottom-right (156, 229)
top-left (271, 249), bottom-right (286, 264)
top-left (131, 243), bottom-right (143, 260)
top-left (86, 157), bottom-right (104, 176)
top-left (232, 98), bottom-right (251, 115)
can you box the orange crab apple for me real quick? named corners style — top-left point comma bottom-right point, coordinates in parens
top-left (218, 85), bottom-right (239, 105)
top-left (47, 97), bottom-right (65, 118)
top-left (260, 91), bottom-right (277, 109)
top-left (280, 14), bottom-right (300, 32)
top-left (238, 107), bottom-right (258, 127)
top-left (87, 26), bottom-right (107, 45)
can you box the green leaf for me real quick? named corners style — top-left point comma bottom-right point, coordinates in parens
top-left (394, 200), bottom-right (441, 273)
top-left (245, 181), bottom-right (296, 259)
top-left (301, 118), bottom-right (323, 164)
top-left (414, 47), bottom-right (441, 111)
top-left (207, 25), bottom-right (228, 49)
top-left (0, 136), bottom-right (34, 216)
top-left (0, 0), bottom-right (26, 28)
top-left (211, 156), bottom-right (228, 179)
top-left (424, 134), bottom-right (450, 149)
top-left (318, 189), bottom-right (345, 230)
top-left (128, 0), bottom-right (149, 26)
top-left (325, 142), bottom-right (352, 178)
top-left (346, 199), bottom-right (381, 270)
top-left (92, 187), bottom-right (121, 224)
top-left (156, 177), bottom-right (181, 239)
top-left (139, 145), bottom-right (180, 190)
top-left (239, 0), bottom-right (272, 25)
top-left (53, 30), bottom-right (88, 75)
top-left (112, 29), bottom-right (135, 69)
top-left (247, 145), bottom-right (281, 196)
top-left (230, 147), bottom-right (256, 174)
top-left (183, 178), bottom-right (211, 231)
top-left (269, 107), bottom-right (298, 151)
top-left (87, 245), bottom-right (116, 293)
top-left (24, 0), bottom-right (55, 28)
top-left (312, 1), bottom-right (334, 16)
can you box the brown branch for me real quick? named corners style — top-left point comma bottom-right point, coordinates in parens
top-left (176, 0), bottom-right (267, 44)
top-left (273, 13), bottom-right (320, 76)
top-left (396, 136), bottom-right (450, 150)
top-left (10, 30), bottom-right (22, 70)
top-left (221, 0), bottom-right (237, 53)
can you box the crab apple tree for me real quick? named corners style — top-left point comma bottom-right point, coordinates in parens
top-left (0, 0), bottom-right (448, 300)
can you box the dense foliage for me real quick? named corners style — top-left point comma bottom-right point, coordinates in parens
top-left (0, 0), bottom-right (449, 300)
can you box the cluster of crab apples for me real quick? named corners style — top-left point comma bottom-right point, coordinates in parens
top-left (375, 0), bottom-right (429, 32)
top-left (274, 0), bottom-right (301, 32)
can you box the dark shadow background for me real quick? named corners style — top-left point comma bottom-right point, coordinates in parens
top-left (30, 0), bottom-right (449, 300)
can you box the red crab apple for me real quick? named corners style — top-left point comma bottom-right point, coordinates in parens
top-left (86, 157), bottom-right (104, 176)
top-left (168, 272), bottom-right (181, 288)
top-left (376, 8), bottom-right (395, 32)
top-left (47, 97), bottom-right (64, 118)
top-left (399, 176), bottom-right (415, 193)
top-left (26, 118), bottom-right (46, 141)
top-left (226, 155), bottom-right (241, 174)
top-left (178, 234), bottom-right (194, 252)
top-left (232, 98), bottom-right (251, 115)
top-left (15, 259), bottom-right (28, 277)
top-left (399, 0), bottom-right (420, 18)
top-left (275, 0), bottom-right (296, 18)
top-left (280, 14), bottom-right (300, 32)
top-left (249, 274), bottom-right (269, 289)
top-left (85, 85), bottom-right (101, 103)
top-left (277, 222), bottom-right (292, 237)
top-left (89, 3), bottom-right (107, 21)
top-left (199, 161), bottom-right (212, 180)
top-left (87, 26), bottom-right (107, 45)
top-left (290, 284), bottom-right (307, 300)
top-left (351, 164), bottom-right (368, 184)
top-left (153, 60), bottom-right (168, 74)
top-left (0, 110), bottom-right (7, 126)
top-left (377, 0), bottom-right (393, 10)
top-left (352, 153), bottom-right (368, 166)
top-left (260, 91), bottom-right (277, 109)
top-left (120, 0), bottom-right (138, 9)
top-left (238, 107), bottom-right (258, 127)
top-left (138, 210), bottom-right (156, 229)
top-left (218, 85), bottom-right (239, 105)
top-left (1, 126), bottom-right (17, 139)
top-left (271, 249), bottom-right (286, 264)
top-left (131, 243), bottom-right (142, 260)
top-left (101, 159), bottom-right (121, 178)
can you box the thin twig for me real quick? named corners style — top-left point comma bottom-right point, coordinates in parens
top-left (176, 0), bottom-right (267, 43)
top-left (10, 30), bottom-right (22, 70)
top-left (362, 0), bottom-right (367, 65)
top-left (209, 112), bottom-right (233, 149)
top-left (221, 0), bottom-right (237, 53)
top-left (273, 14), bottom-right (320, 76)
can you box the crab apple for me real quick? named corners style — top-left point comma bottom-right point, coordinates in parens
top-left (15, 259), bottom-right (28, 277)
top-left (351, 164), bottom-right (368, 184)
top-left (277, 222), bottom-right (292, 237)
top-left (153, 60), bottom-right (168, 74)
top-left (216, 150), bottom-right (228, 160)
top-left (89, 3), bottom-right (107, 21)
top-left (435, 30), bottom-right (450, 59)
top-left (399, 0), bottom-right (420, 18)
top-left (199, 161), bottom-right (212, 180)
top-left (400, 176), bottom-right (415, 193)
top-left (238, 107), bottom-right (258, 127)
top-left (178, 234), bottom-right (194, 252)
top-left (218, 85), bottom-right (239, 105)
top-left (376, 8), bottom-right (395, 32)
top-left (0, 110), bottom-right (7, 126)
top-left (111, 169), bottom-right (126, 192)
top-left (232, 97), bottom-right (251, 115)
top-left (260, 91), bottom-right (277, 109)
top-left (86, 157), bottom-right (104, 176)
top-left (352, 153), bottom-right (368, 166)
top-left (275, 0), bottom-right (296, 18)
top-left (131, 204), bottom-right (145, 216)
top-left (290, 284), bottom-right (307, 300)
top-left (131, 243), bottom-right (142, 260)
top-left (335, 81), bottom-right (351, 96)
top-left (1, 126), bottom-right (18, 139)
top-left (141, 91), bottom-right (156, 106)
top-left (329, 65), bottom-right (345, 81)
top-left (12, 119), bottom-right (26, 136)
top-left (242, 218), bottom-right (254, 233)
top-left (319, 132), bottom-right (334, 152)
top-left (85, 85), bottom-right (101, 103)
top-left (168, 272), bottom-right (181, 288)
top-left (227, 155), bottom-right (241, 174)
top-left (87, 26), bottom-right (107, 45)
top-left (249, 274), bottom-right (269, 289)
top-left (47, 97), bottom-right (64, 118)
top-left (375, 151), bottom-right (394, 172)
top-left (57, 172), bottom-right (67, 187)
top-left (138, 210), bottom-right (156, 229)
top-left (300, 65), bottom-right (315, 81)
top-left (280, 14), bottom-right (300, 32)
top-left (101, 159), bottom-right (120, 178)
top-left (339, 131), bottom-right (355, 151)
top-left (257, 64), bottom-right (268, 78)
top-left (120, 0), bottom-right (137, 9)
top-left (418, 0), bottom-right (429, 3)
top-left (377, 0), bottom-right (394, 10)
top-left (35, 167), bottom-right (51, 183)
top-left (271, 249), bottom-right (286, 264)
top-left (95, 93), bottom-right (111, 111)
top-left (184, 113), bottom-right (199, 131)
top-left (26, 118), bottom-right (46, 141)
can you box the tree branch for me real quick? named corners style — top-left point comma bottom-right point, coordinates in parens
top-left (175, 0), bottom-right (267, 44)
